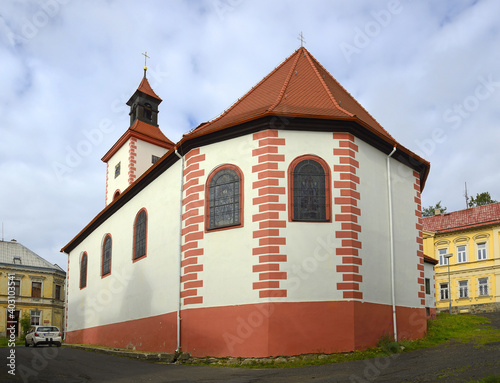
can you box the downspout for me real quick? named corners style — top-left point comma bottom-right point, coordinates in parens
top-left (386, 146), bottom-right (397, 341)
top-left (174, 148), bottom-right (184, 353)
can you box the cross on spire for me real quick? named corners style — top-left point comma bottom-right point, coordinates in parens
top-left (142, 51), bottom-right (150, 77)
top-left (298, 32), bottom-right (306, 47)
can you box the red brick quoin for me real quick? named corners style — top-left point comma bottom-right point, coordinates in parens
top-left (181, 148), bottom-right (206, 306)
top-left (251, 130), bottom-right (287, 298)
top-left (333, 133), bottom-right (363, 300)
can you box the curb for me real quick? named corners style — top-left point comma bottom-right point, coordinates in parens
top-left (63, 344), bottom-right (183, 363)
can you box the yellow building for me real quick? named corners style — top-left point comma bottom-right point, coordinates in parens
top-left (423, 203), bottom-right (500, 313)
top-left (0, 239), bottom-right (66, 337)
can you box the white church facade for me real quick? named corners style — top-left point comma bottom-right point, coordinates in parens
top-left (62, 47), bottom-right (431, 357)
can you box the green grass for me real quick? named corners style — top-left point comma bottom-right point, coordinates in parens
top-left (0, 337), bottom-right (24, 347)
top-left (209, 313), bottom-right (500, 368)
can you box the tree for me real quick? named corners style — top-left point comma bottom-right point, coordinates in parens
top-left (20, 313), bottom-right (31, 340)
top-left (468, 192), bottom-right (497, 208)
top-left (423, 201), bottom-right (447, 217)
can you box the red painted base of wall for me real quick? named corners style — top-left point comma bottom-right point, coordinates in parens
top-left (182, 301), bottom-right (427, 357)
top-left (65, 311), bottom-right (177, 352)
top-left (66, 301), bottom-right (427, 357)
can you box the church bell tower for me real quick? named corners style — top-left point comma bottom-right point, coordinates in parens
top-left (101, 54), bottom-right (174, 206)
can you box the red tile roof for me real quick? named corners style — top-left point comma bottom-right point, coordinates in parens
top-left (422, 202), bottom-right (500, 233)
top-left (130, 120), bottom-right (173, 145)
top-left (101, 120), bottom-right (173, 162)
top-left (137, 77), bottom-right (162, 101)
top-left (187, 47), bottom-right (395, 143)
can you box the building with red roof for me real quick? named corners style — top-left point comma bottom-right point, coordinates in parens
top-left (423, 203), bottom-right (500, 313)
top-left (62, 47), bottom-right (431, 357)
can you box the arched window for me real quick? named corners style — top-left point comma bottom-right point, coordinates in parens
top-left (207, 165), bottom-right (243, 230)
top-left (80, 252), bottom-right (88, 289)
top-left (113, 190), bottom-right (121, 200)
top-left (102, 234), bottom-right (112, 276)
top-left (133, 209), bottom-right (147, 260)
top-left (289, 156), bottom-right (330, 221)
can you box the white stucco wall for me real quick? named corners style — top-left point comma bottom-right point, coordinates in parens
top-left (134, 139), bottom-right (168, 177)
top-left (69, 128), bottom-right (424, 332)
top-left (67, 160), bottom-right (182, 332)
top-left (105, 142), bottom-right (131, 205)
top-left (424, 261), bottom-right (436, 308)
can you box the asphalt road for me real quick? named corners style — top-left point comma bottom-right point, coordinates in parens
top-left (2, 313), bottom-right (499, 383)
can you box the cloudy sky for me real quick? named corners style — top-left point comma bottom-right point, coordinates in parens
top-left (1, 0), bottom-right (499, 269)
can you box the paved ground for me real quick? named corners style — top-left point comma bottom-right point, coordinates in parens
top-left (2, 312), bottom-right (499, 383)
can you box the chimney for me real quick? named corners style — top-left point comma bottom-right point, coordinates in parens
top-left (434, 209), bottom-right (441, 215)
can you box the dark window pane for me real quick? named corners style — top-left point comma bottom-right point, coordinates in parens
top-left (293, 160), bottom-right (327, 221)
top-left (134, 210), bottom-right (147, 259)
top-left (80, 254), bottom-right (87, 288)
top-left (209, 168), bottom-right (240, 229)
top-left (103, 236), bottom-right (112, 275)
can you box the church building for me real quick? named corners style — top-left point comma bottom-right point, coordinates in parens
top-left (62, 47), bottom-right (430, 357)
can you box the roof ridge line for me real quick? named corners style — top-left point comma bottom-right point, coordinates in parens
top-left (303, 49), bottom-right (354, 117)
top-left (306, 52), bottom-right (398, 141)
top-left (266, 47), bottom-right (302, 112)
top-left (191, 49), bottom-right (302, 134)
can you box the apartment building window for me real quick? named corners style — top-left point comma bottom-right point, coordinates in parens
top-left (425, 278), bottom-right (431, 294)
top-left (31, 281), bottom-right (42, 298)
top-left (440, 283), bottom-right (449, 300)
top-left (459, 280), bottom-right (469, 298)
top-left (55, 285), bottom-right (62, 300)
top-left (477, 242), bottom-right (487, 260)
top-left (13, 279), bottom-right (20, 296)
top-left (457, 245), bottom-right (467, 263)
top-left (30, 310), bottom-right (41, 326)
top-left (438, 248), bottom-right (449, 266)
top-left (478, 278), bottom-right (489, 296)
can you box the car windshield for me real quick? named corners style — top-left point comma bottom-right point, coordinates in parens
top-left (37, 326), bottom-right (58, 332)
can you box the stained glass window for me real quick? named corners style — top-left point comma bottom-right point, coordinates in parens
top-left (208, 168), bottom-right (240, 229)
top-left (292, 159), bottom-right (327, 221)
top-left (80, 253), bottom-right (87, 288)
top-left (134, 210), bottom-right (147, 260)
top-left (102, 235), bottom-right (112, 276)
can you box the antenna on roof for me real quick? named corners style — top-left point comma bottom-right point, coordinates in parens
top-left (464, 182), bottom-right (469, 209)
top-left (1, 222), bottom-right (3, 241)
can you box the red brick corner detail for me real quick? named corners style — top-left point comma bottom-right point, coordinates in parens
top-left (333, 133), bottom-right (363, 300)
top-left (251, 130), bottom-right (287, 299)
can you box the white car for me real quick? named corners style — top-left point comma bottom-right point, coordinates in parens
top-left (25, 326), bottom-right (62, 347)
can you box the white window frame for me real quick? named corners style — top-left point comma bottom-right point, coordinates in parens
top-left (440, 282), bottom-right (449, 300)
top-left (478, 277), bottom-right (489, 296)
top-left (438, 248), bottom-right (449, 266)
top-left (458, 280), bottom-right (469, 299)
top-left (456, 245), bottom-right (467, 263)
top-left (476, 242), bottom-right (487, 261)
top-left (30, 310), bottom-right (41, 326)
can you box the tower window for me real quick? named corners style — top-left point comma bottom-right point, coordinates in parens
top-left (152, 155), bottom-right (160, 164)
top-left (144, 103), bottom-right (153, 121)
top-left (115, 162), bottom-right (121, 178)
